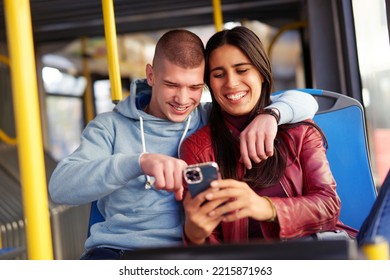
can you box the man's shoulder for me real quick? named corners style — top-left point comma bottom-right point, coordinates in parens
top-left (198, 102), bottom-right (212, 111)
top-left (93, 110), bottom-right (121, 121)
top-left (192, 102), bottom-right (212, 125)
top-left (87, 110), bottom-right (131, 130)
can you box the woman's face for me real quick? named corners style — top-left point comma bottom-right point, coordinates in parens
top-left (208, 44), bottom-right (264, 116)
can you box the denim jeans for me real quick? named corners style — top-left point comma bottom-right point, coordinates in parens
top-left (80, 247), bottom-right (125, 260)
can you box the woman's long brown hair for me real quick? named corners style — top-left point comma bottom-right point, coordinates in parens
top-left (205, 27), bottom-right (326, 189)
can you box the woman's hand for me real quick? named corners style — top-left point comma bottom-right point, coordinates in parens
top-left (205, 179), bottom-right (275, 223)
top-left (183, 186), bottom-right (228, 244)
top-left (183, 178), bottom-right (276, 244)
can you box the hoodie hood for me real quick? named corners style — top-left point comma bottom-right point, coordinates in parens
top-left (115, 79), bottom-right (152, 120)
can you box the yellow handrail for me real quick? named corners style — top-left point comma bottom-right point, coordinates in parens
top-left (0, 53), bottom-right (17, 146)
top-left (0, 129), bottom-right (17, 145)
top-left (0, 54), bottom-right (10, 65)
top-left (4, 0), bottom-right (53, 259)
top-left (268, 21), bottom-right (307, 57)
top-left (102, 0), bottom-right (122, 104)
top-left (212, 0), bottom-right (224, 32)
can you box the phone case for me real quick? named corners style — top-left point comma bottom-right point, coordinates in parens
top-left (183, 162), bottom-right (219, 197)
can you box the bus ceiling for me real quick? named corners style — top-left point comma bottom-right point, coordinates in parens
top-left (0, 0), bottom-right (305, 44)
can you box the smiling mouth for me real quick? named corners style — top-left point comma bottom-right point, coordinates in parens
top-left (226, 92), bottom-right (246, 101)
top-left (171, 104), bottom-right (189, 111)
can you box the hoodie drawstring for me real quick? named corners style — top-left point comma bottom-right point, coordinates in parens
top-left (139, 116), bottom-right (153, 189)
top-left (139, 115), bottom-right (192, 190)
top-left (178, 115), bottom-right (191, 158)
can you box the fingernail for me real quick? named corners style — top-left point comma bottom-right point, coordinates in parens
top-left (210, 181), bottom-right (218, 187)
top-left (205, 193), bottom-right (213, 200)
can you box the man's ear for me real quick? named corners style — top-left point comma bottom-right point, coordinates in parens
top-left (145, 64), bottom-right (153, 86)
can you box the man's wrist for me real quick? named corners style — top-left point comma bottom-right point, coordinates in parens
top-left (257, 108), bottom-right (280, 124)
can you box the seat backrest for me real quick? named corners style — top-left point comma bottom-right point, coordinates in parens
top-left (87, 200), bottom-right (104, 237)
top-left (275, 89), bottom-right (377, 230)
top-left (357, 169), bottom-right (390, 247)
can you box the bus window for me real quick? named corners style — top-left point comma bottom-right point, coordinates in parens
top-left (353, 0), bottom-right (390, 186)
top-left (94, 79), bottom-right (116, 115)
top-left (42, 66), bottom-right (86, 160)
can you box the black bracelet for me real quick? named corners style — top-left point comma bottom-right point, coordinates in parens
top-left (257, 108), bottom-right (280, 124)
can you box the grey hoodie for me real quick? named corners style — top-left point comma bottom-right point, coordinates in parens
top-left (49, 79), bottom-right (210, 250)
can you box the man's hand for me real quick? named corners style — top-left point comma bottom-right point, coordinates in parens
top-left (140, 153), bottom-right (187, 200)
top-left (239, 111), bottom-right (278, 169)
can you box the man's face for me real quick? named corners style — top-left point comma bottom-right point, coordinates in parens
top-left (146, 58), bottom-right (205, 123)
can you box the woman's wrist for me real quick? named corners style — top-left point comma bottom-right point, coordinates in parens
top-left (184, 226), bottom-right (207, 245)
top-left (262, 196), bottom-right (277, 222)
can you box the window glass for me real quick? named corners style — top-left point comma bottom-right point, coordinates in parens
top-left (94, 79), bottom-right (115, 115)
top-left (42, 66), bottom-right (86, 96)
top-left (353, 0), bottom-right (390, 185)
top-left (45, 96), bottom-right (83, 161)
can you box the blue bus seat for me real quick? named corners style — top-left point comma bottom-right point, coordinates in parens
top-left (357, 169), bottom-right (390, 247)
top-left (274, 89), bottom-right (377, 230)
top-left (88, 89), bottom-right (378, 235)
top-left (87, 200), bottom-right (104, 237)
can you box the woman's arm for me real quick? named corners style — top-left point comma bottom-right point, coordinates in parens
top-left (269, 123), bottom-right (341, 239)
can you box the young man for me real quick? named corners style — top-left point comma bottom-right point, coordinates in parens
top-left (48, 29), bottom-right (318, 259)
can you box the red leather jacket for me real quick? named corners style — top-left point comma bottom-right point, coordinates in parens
top-left (180, 119), bottom-right (358, 244)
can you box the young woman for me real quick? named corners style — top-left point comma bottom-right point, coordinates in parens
top-left (179, 26), bottom-right (358, 245)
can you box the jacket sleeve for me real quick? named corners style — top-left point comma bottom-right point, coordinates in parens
top-left (263, 122), bottom-right (341, 239)
top-left (48, 116), bottom-right (143, 205)
top-left (268, 90), bottom-right (319, 125)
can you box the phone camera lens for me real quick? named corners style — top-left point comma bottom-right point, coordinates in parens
top-left (187, 170), bottom-right (200, 181)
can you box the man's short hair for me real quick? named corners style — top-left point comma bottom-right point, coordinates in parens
top-left (153, 29), bottom-right (205, 69)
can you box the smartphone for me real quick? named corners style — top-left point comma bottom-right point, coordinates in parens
top-left (183, 162), bottom-right (219, 197)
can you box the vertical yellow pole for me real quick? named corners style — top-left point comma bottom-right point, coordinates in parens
top-left (4, 0), bottom-right (53, 259)
top-left (362, 236), bottom-right (390, 260)
top-left (212, 0), bottom-right (224, 31)
top-left (102, 0), bottom-right (122, 104)
top-left (81, 37), bottom-right (95, 123)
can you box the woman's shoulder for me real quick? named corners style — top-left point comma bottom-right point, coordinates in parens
top-left (280, 119), bottom-right (319, 134)
top-left (181, 125), bottom-right (213, 159)
top-left (187, 125), bottom-right (212, 143)
top-left (279, 119), bottom-right (326, 148)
